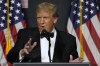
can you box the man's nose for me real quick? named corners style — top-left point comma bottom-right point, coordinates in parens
top-left (40, 18), bottom-right (45, 24)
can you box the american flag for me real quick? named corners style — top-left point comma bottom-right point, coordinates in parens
top-left (0, 0), bottom-right (26, 66)
top-left (67, 0), bottom-right (100, 66)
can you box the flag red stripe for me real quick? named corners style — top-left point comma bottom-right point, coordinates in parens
top-left (97, 13), bottom-right (100, 22)
top-left (86, 20), bottom-right (100, 53)
top-left (0, 31), bottom-right (6, 54)
top-left (22, 20), bottom-right (26, 28)
top-left (8, 62), bottom-right (12, 66)
top-left (10, 25), bottom-right (17, 43)
top-left (75, 28), bottom-right (97, 66)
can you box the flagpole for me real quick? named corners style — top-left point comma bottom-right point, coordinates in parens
top-left (6, 0), bottom-right (12, 55)
top-left (79, 0), bottom-right (84, 59)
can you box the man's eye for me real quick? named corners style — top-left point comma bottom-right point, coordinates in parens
top-left (44, 17), bottom-right (49, 19)
top-left (37, 17), bottom-right (49, 20)
top-left (44, 17), bottom-right (48, 18)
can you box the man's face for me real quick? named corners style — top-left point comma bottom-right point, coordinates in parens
top-left (36, 10), bottom-right (57, 32)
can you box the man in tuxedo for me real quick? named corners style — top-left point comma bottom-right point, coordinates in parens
top-left (7, 2), bottom-right (83, 63)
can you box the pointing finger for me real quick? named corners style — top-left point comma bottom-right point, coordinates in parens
top-left (25, 38), bottom-right (32, 46)
top-left (28, 42), bottom-right (37, 52)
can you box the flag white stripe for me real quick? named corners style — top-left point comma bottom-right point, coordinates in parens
top-left (15, 22), bottom-right (24, 33)
top-left (82, 24), bottom-right (100, 65)
top-left (83, 53), bottom-right (89, 62)
top-left (0, 44), bottom-right (8, 66)
top-left (91, 15), bottom-right (100, 38)
top-left (67, 18), bottom-right (89, 62)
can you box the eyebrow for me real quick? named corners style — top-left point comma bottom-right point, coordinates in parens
top-left (37, 17), bottom-right (49, 18)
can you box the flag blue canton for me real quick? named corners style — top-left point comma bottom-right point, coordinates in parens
top-left (0, 0), bottom-right (7, 30)
top-left (70, 0), bottom-right (100, 29)
top-left (10, 0), bottom-right (24, 25)
top-left (0, 0), bottom-right (24, 30)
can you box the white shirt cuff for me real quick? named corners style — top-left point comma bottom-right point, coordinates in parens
top-left (19, 50), bottom-right (24, 62)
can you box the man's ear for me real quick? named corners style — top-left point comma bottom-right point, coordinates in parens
top-left (54, 18), bottom-right (58, 24)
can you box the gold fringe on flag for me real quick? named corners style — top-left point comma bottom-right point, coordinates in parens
top-left (79, 0), bottom-right (84, 59)
top-left (5, 0), bottom-right (12, 55)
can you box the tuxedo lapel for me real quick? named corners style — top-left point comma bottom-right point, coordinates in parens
top-left (29, 29), bottom-right (41, 62)
top-left (52, 31), bottom-right (63, 62)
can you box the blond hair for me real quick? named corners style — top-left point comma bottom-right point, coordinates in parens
top-left (36, 2), bottom-right (58, 17)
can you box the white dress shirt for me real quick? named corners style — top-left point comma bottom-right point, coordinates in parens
top-left (40, 28), bottom-right (57, 62)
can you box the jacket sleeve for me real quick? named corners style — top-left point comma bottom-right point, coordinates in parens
top-left (7, 29), bottom-right (25, 64)
top-left (59, 31), bottom-right (79, 62)
top-left (70, 37), bottom-right (79, 60)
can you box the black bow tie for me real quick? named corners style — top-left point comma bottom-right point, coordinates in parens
top-left (40, 29), bottom-right (54, 38)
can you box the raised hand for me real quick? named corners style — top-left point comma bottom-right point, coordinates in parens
top-left (20, 38), bottom-right (37, 56)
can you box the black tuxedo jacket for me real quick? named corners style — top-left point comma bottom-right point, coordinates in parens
top-left (7, 28), bottom-right (78, 63)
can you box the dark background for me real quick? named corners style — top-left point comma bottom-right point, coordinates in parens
top-left (26, 0), bottom-right (72, 31)
top-left (24, 0), bottom-right (100, 31)
top-left (96, 0), bottom-right (100, 8)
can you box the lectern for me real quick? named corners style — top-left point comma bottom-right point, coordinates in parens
top-left (13, 63), bottom-right (90, 66)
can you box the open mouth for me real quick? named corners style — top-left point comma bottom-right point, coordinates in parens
top-left (40, 26), bottom-right (45, 31)
top-left (41, 26), bottom-right (45, 29)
